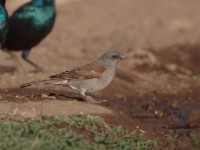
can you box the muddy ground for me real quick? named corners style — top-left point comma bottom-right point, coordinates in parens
top-left (0, 0), bottom-right (200, 149)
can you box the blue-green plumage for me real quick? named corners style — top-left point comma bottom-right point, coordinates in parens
top-left (3, 0), bottom-right (56, 70)
top-left (0, 0), bottom-right (8, 45)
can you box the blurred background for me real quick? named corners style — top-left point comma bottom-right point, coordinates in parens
top-left (2, 0), bottom-right (200, 85)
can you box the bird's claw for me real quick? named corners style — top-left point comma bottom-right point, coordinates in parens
top-left (83, 95), bottom-right (102, 103)
top-left (82, 96), bottom-right (108, 104)
top-left (100, 99), bottom-right (108, 103)
top-left (30, 67), bottom-right (44, 73)
top-left (23, 58), bottom-right (44, 72)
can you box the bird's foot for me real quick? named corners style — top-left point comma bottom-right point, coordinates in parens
top-left (23, 58), bottom-right (44, 73)
top-left (83, 95), bottom-right (102, 103)
top-left (100, 99), bottom-right (108, 103)
top-left (29, 68), bottom-right (44, 73)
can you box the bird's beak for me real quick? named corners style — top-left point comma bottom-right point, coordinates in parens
top-left (120, 55), bottom-right (127, 60)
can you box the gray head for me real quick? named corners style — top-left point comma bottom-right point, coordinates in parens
top-left (98, 51), bottom-right (126, 67)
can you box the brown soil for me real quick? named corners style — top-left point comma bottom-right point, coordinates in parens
top-left (1, 0), bottom-right (200, 149)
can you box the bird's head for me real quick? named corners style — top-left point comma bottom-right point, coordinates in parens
top-left (98, 51), bottom-right (127, 66)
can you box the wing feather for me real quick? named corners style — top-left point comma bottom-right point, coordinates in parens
top-left (49, 63), bottom-right (106, 80)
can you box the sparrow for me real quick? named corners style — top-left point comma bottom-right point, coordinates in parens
top-left (2, 0), bottom-right (56, 71)
top-left (20, 51), bottom-right (127, 103)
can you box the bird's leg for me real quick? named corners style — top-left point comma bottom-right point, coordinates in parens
top-left (22, 49), bottom-right (43, 72)
top-left (80, 89), bottom-right (101, 103)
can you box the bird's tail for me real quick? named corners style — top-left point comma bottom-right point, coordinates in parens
top-left (20, 80), bottom-right (51, 88)
top-left (20, 79), bottom-right (67, 88)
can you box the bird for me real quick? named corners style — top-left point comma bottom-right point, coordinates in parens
top-left (20, 51), bottom-right (127, 103)
top-left (0, 0), bottom-right (8, 46)
top-left (3, 0), bottom-right (56, 71)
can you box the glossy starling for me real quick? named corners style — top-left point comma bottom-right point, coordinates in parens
top-left (3, 0), bottom-right (56, 71)
top-left (0, 0), bottom-right (8, 46)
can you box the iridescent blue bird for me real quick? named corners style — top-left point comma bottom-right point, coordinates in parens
top-left (0, 0), bottom-right (8, 46)
top-left (3, 0), bottom-right (56, 71)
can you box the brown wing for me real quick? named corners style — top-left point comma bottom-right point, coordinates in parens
top-left (49, 62), bottom-right (106, 80)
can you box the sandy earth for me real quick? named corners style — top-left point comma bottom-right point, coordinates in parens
top-left (0, 0), bottom-right (200, 148)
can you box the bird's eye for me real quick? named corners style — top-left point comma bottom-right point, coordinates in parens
top-left (112, 55), bottom-right (119, 59)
